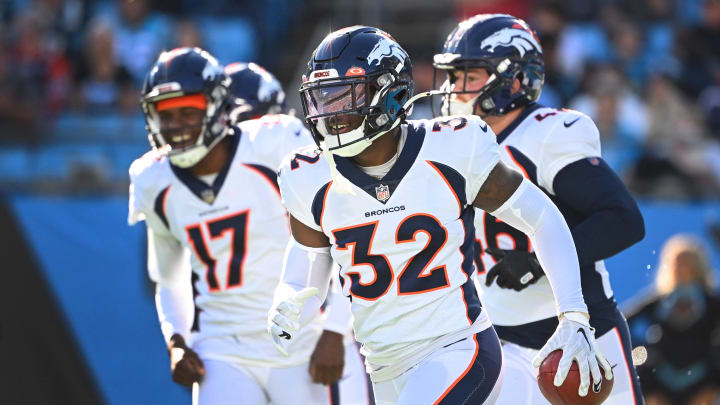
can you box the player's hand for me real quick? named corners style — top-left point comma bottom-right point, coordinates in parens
top-left (532, 312), bottom-right (613, 397)
top-left (485, 248), bottom-right (544, 291)
top-left (309, 330), bottom-right (345, 385)
top-left (268, 287), bottom-right (319, 356)
top-left (168, 334), bottom-right (205, 387)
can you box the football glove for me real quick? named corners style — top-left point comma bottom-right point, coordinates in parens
top-left (267, 287), bottom-right (318, 356)
top-left (532, 312), bottom-right (613, 397)
top-left (484, 247), bottom-right (545, 291)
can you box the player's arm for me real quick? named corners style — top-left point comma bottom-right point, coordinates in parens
top-left (268, 215), bottom-right (334, 356)
top-left (552, 158), bottom-right (644, 265)
top-left (472, 162), bottom-right (613, 396)
top-left (147, 228), bottom-right (205, 387)
top-left (310, 277), bottom-right (350, 385)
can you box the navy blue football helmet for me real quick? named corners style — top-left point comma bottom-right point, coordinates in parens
top-left (433, 14), bottom-right (544, 116)
top-left (225, 62), bottom-right (285, 123)
top-left (141, 47), bottom-right (231, 168)
top-left (300, 26), bottom-right (414, 157)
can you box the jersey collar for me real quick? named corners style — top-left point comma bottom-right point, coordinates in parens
top-left (333, 123), bottom-right (425, 204)
top-left (495, 103), bottom-right (543, 145)
top-left (170, 127), bottom-right (241, 205)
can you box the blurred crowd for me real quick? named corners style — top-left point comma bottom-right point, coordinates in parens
top-left (625, 234), bottom-right (720, 405)
top-left (0, 0), bottom-right (719, 199)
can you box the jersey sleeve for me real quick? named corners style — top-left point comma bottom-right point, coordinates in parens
top-left (537, 112), bottom-right (602, 194)
top-left (463, 117), bottom-right (502, 204)
top-left (243, 115), bottom-right (315, 171)
top-left (127, 154), bottom-right (174, 237)
top-left (277, 148), bottom-right (325, 232)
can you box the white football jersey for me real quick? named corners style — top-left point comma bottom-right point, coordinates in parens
top-left (278, 116), bottom-right (498, 373)
top-left (474, 105), bottom-right (614, 326)
top-left (129, 114), bottom-right (323, 367)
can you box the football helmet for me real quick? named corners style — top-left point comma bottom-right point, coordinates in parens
top-left (141, 47), bottom-right (231, 168)
top-left (433, 14), bottom-right (544, 116)
top-left (225, 62), bottom-right (285, 123)
top-left (300, 26), bottom-right (413, 157)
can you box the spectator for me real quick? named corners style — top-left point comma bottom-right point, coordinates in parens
top-left (71, 21), bottom-right (134, 114)
top-left (173, 18), bottom-right (203, 49)
top-left (570, 65), bottom-right (649, 174)
top-left (98, 0), bottom-right (172, 84)
top-left (675, 0), bottom-right (720, 97)
top-left (0, 11), bottom-right (69, 142)
top-left (626, 235), bottom-right (720, 405)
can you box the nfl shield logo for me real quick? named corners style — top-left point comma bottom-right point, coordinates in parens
top-left (375, 184), bottom-right (390, 202)
top-left (201, 189), bottom-right (215, 204)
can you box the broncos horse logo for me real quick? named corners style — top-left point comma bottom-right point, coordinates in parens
top-left (480, 27), bottom-right (541, 57)
top-left (366, 38), bottom-right (408, 67)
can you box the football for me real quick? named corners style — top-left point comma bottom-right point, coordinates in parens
top-left (537, 350), bottom-right (614, 405)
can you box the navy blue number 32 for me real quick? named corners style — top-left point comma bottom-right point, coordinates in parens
top-left (333, 214), bottom-right (450, 300)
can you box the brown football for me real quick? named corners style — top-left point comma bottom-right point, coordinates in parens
top-left (537, 350), bottom-right (614, 405)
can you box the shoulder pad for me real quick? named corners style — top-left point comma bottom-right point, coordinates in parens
top-left (278, 146), bottom-right (331, 231)
top-left (128, 150), bottom-right (172, 225)
top-left (237, 114), bottom-right (314, 169)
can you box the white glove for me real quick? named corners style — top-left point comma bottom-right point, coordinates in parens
top-left (532, 312), bottom-right (613, 397)
top-left (267, 287), bottom-right (318, 356)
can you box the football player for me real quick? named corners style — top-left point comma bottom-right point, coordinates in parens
top-left (128, 47), bottom-right (336, 405)
top-left (267, 26), bottom-right (612, 405)
top-left (433, 14), bottom-right (645, 404)
top-left (225, 61), bottom-right (373, 405)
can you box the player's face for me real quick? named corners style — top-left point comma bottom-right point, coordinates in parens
top-left (158, 107), bottom-right (205, 149)
top-left (451, 68), bottom-right (490, 103)
top-left (305, 81), bottom-right (368, 135)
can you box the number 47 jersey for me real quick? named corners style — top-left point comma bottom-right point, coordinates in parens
top-left (278, 116), bottom-right (499, 380)
top-left (128, 115), bottom-right (322, 367)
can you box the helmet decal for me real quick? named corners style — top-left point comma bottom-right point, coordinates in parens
top-left (433, 14), bottom-right (545, 116)
top-left (366, 38), bottom-right (408, 67)
top-left (480, 26), bottom-right (541, 57)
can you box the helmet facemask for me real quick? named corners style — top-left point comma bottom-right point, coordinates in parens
top-left (301, 69), bottom-right (411, 157)
top-left (433, 57), bottom-right (518, 118)
top-left (142, 84), bottom-right (231, 168)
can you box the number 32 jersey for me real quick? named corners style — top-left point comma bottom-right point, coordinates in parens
top-left (278, 116), bottom-right (498, 377)
top-left (128, 115), bottom-right (322, 367)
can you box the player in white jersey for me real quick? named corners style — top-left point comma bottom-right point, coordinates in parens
top-left (433, 14), bottom-right (646, 404)
top-left (267, 26), bottom-right (612, 405)
top-left (225, 61), bottom-right (373, 405)
top-left (128, 47), bottom-right (356, 405)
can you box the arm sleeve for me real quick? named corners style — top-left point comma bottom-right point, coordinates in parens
top-left (274, 238), bottom-right (334, 326)
top-left (322, 273), bottom-right (353, 336)
top-left (147, 227), bottom-right (194, 345)
top-left (490, 178), bottom-right (588, 315)
top-left (552, 157), bottom-right (645, 265)
top-left (465, 120), bottom-right (502, 204)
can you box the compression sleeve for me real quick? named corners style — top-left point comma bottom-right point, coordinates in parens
top-left (147, 227), bottom-right (194, 344)
top-left (322, 274), bottom-right (354, 336)
top-left (274, 238), bottom-right (334, 326)
top-left (553, 158), bottom-right (645, 265)
top-left (490, 178), bottom-right (588, 316)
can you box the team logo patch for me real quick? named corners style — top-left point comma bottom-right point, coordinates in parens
top-left (345, 67), bottom-right (366, 76)
top-left (375, 184), bottom-right (391, 202)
